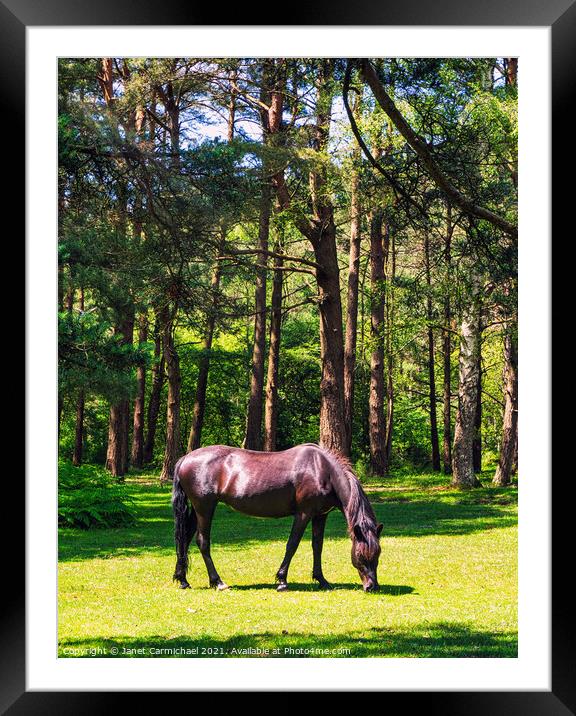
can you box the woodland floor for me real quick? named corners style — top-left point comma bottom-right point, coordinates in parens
top-left (58, 469), bottom-right (517, 658)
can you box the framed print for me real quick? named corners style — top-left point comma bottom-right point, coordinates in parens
top-left (5, 0), bottom-right (569, 711)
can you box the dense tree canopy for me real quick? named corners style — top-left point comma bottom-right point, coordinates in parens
top-left (58, 57), bottom-right (518, 487)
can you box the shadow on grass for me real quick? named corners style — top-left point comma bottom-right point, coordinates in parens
top-left (230, 582), bottom-right (414, 595)
top-left (59, 483), bottom-right (517, 562)
top-left (58, 620), bottom-right (517, 658)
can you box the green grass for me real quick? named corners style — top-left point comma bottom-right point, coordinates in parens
top-left (58, 469), bottom-right (517, 658)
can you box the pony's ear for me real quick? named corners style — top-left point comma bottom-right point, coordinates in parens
top-left (353, 524), bottom-right (367, 542)
top-left (376, 523), bottom-right (383, 537)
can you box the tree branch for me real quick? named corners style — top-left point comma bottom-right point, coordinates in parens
top-left (343, 62), bottom-right (428, 219)
top-left (358, 59), bottom-right (518, 239)
top-left (218, 247), bottom-right (322, 271)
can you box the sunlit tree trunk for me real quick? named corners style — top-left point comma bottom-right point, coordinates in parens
top-left (493, 321), bottom-right (518, 486)
top-left (273, 60), bottom-right (346, 453)
top-left (424, 230), bottom-right (440, 471)
top-left (505, 58), bottom-right (518, 87)
top-left (263, 228), bottom-right (284, 452)
top-left (385, 232), bottom-right (396, 466)
top-left (442, 204), bottom-right (453, 473)
top-left (343, 154), bottom-right (361, 457)
top-left (473, 348), bottom-right (483, 474)
top-left (97, 57), bottom-right (114, 106)
top-left (452, 275), bottom-right (482, 488)
top-left (368, 210), bottom-right (388, 476)
top-left (315, 223), bottom-right (346, 454)
top-left (131, 313), bottom-right (147, 468)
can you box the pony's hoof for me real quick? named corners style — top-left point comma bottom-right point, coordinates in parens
top-left (211, 581), bottom-right (229, 591)
top-left (277, 583), bottom-right (288, 592)
top-left (179, 582), bottom-right (191, 590)
top-left (317, 581), bottom-right (332, 591)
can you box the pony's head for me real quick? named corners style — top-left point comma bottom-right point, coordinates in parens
top-left (351, 520), bottom-right (383, 592)
top-left (327, 448), bottom-right (384, 592)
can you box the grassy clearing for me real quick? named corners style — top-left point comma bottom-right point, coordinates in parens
top-left (58, 469), bottom-right (517, 658)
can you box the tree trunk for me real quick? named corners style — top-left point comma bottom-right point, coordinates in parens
top-left (272, 60), bottom-right (345, 453)
top-left (442, 204), bottom-right (453, 474)
top-left (473, 350), bottom-right (482, 473)
top-left (243, 59), bottom-right (283, 450)
top-left (314, 221), bottom-right (346, 454)
top-left (160, 305), bottom-right (181, 483)
top-left (58, 396), bottom-right (63, 444)
top-left (188, 254), bottom-right (222, 452)
top-left (143, 314), bottom-right (164, 463)
top-left (105, 314), bottom-right (134, 478)
top-left (343, 159), bottom-right (361, 456)
top-left (72, 287), bottom-right (86, 466)
top-left (131, 313), bottom-right (148, 468)
top-left (452, 276), bottom-right (482, 488)
top-left (424, 231), bottom-right (441, 471)
top-left (505, 58), bottom-right (518, 87)
top-left (263, 231), bottom-right (284, 452)
top-left (368, 211), bottom-right (388, 476)
top-left (99, 62), bottom-right (135, 478)
top-left (384, 231), bottom-right (396, 466)
top-left (442, 325), bottom-right (453, 472)
top-left (243, 176), bottom-right (270, 450)
top-left (72, 392), bottom-right (85, 466)
top-left (121, 312), bottom-right (134, 475)
top-left (493, 324), bottom-right (518, 486)
top-left (129, 107), bottom-right (146, 469)
top-left (121, 400), bottom-right (131, 473)
top-left (189, 71), bottom-right (236, 453)
top-left (106, 406), bottom-right (125, 477)
top-left (98, 58), bottom-right (114, 106)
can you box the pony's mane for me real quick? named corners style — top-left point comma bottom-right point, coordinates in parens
top-left (326, 449), bottom-right (378, 538)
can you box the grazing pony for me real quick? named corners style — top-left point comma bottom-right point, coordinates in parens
top-left (172, 443), bottom-right (383, 592)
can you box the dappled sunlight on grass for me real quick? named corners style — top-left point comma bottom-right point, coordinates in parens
top-left (60, 621), bottom-right (517, 658)
top-left (59, 469), bottom-right (517, 658)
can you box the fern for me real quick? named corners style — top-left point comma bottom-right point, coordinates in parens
top-left (58, 461), bottom-right (136, 529)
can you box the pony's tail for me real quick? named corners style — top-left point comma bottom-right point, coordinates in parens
top-left (172, 458), bottom-right (197, 586)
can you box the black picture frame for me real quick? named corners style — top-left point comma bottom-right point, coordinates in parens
top-left (7, 1), bottom-right (568, 711)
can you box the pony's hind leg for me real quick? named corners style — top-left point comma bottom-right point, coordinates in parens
top-left (276, 513), bottom-right (310, 591)
top-left (174, 526), bottom-right (194, 589)
top-left (195, 506), bottom-right (228, 590)
top-left (311, 513), bottom-right (331, 589)
top-left (173, 480), bottom-right (197, 589)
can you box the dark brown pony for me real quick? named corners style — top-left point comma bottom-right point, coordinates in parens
top-left (172, 443), bottom-right (383, 592)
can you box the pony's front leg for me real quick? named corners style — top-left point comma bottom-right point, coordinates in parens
top-left (276, 513), bottom-right (310, 591)
top-left (311, 513), bottom-right (331, 589)
top-left (196, 508), bottom-right (228, 591)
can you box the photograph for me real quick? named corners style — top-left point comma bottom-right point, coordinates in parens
top-left (56, 55), bottom-right (519, 660)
